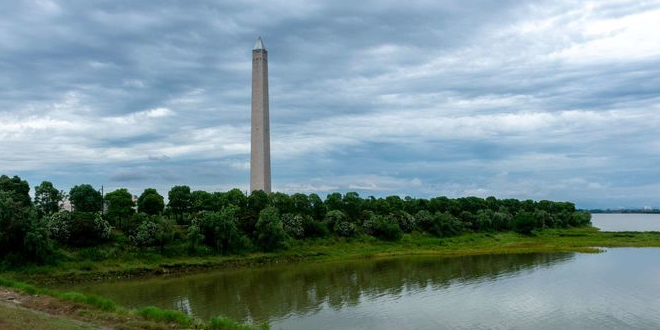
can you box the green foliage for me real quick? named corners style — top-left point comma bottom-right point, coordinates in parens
top-left (48, 211), bottom-right (111, 246)
top-left (324, 209), bottom-right (347, 230)
top-left (0, 175), bottom-right (31, 207)
top-left (281, 213), bottom-right (305, 239)
top-left (514, 211), bottom-right (538, 235)
top-left (34, 181), bottom-right (63, 216)
top-left (207, 316), bottom-right (270, 330)
top-left (269, 192), bottom-right (293, 214)
top-left (104, 188), bottom-right (135, 227)
top-left (388, 210), bottom-right (416, 233)
top-left (59, 291), bottom-right (118, 311)
top-left (193, 207), bottom-right (249, 254)
top-left (342, 192), bottom-right (363, 220)
top-left (135, 306), bottom-right (196, 328)
top-left (255, 206), bottom-right (287, 251)
top-left (137, 188), bottom-right (164, 215)
top-left (129, 215), bottom-right (175, 251)
top-left (0, 189), bottom-right (54, 264)
top-left (428, 212), bottom-right (462, 237)
top-left (191, 190), bottom-right (215, 212)
top-left (248, 190), bottom-right (269, 215)
top-left (302, 216), bottom-right (329, 238)
top-left (168, 185), bottom-right (192, 224)
top-left (364, 214), bottom-right (403, 241)
top-left (334, 219), bottom-right (359, 237)
top-left (69, 184), bottom-right (102, 212)
top-left (570, 211), bottom-right (592, 227)
top-left (414, 210), bottom-right (434, 232)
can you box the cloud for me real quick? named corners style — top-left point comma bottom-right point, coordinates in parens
top-left (0, 0), bottom-right (658, 208)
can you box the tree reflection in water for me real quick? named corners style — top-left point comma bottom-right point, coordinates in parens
top-left (65, 253), bottom-right (574, 322)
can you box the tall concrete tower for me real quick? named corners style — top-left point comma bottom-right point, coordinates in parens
top-left (250, 37), bottom-right (271, 193)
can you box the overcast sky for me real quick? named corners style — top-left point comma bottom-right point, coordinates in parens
top-left (1, 0), bottom-right (659, 208)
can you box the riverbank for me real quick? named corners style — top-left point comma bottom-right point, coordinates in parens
top-left (5, 227), bottom-right (660, 285)
top-left (0, 279), bottom-right (268, 330)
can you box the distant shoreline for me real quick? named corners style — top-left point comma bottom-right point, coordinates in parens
top-left (588, 210), bottom-right (660, 214)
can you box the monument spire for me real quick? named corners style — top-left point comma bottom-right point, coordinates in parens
top-left (250, 36), bottom-right (271, 193)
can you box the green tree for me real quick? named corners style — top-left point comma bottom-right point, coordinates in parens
top-left (291, 193), bottom-right (311, 215)
top-left (225, 188), bottom-right (247, 209)
top-left (137, 188), bottom-right (164, 215)
top-left (104, 188), bottom-right (135, 228)
top-left (48, 211), bottom-right (111, 246)
top-left (193, 206), bottom-right (249, 254)
top-left (325, 192), bottom-right (343, 211)
top-left (269, 192), bottom-right (293, 214)
top-left (513, 211), bottom-right (538, 235)
top-left (247, 190), bottom-right (269, 215)
top-left (191, 190), bottom-right (214, 213)
top-left (364, 213), bottom-right (402, 241)
top-left (342, 192), bottom-right (363, 221)
top-left (309, 193), bottom-right (327, 220)
top-left (34, 181), bottom-right (63, 216)
top-left (0, 175), bottom-right (31, 207)
top-left (0, 175), bottom-right (54, 264)
top-left (428, 212), bottom-right (462, 237)
top-left (129, 215), bottom-right (175, 252)
top-left (168, 185), bottom-right (192, 224)
top-left (69, 184), bottom-right (102, 212)
top-left (255, 206), bottom-right (286, 251)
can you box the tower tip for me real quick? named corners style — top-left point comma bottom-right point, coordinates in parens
top-left (253, 37), bottom-right (265, 50)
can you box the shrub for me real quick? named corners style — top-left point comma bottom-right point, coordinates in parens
top-left (474, 210), bottom-right (494, 231)
top-left (513, 211), bottom-right (539, 235)
top-left (334, 220), bottom-right (359, 237)
top-left (135, 306), bottom-right (195, 328)
top-left (388, 210), bottom-right (416, 233)
top-left (129, 216), bottom-right (175, 251)
top-left (48, 211), bottom-right (111, 246)
top-left (364, 214), bottom-right (402, 241)
top-left (281, 213), bottom-right (305, 239)
top-left (255, 206), bottom-right (287, 251)
top-left (208, 316), bottom-right (270, 330)
top-left (302, 216), bottom-right (329, 239)
top-left (47, 210), bottom-right (72, 242)
top-left (192, 207), bottom-right (249, 254)
top-left (427, 212), bottom-right (462, 237)
top-left (414, 210), bottom-right (434, 232)
top-left (323, 210), bottom-right (347, 230)
top-left (1, 190), bottom-right (54, 264)
top-left (570, 211), bottom-right (592, 227)
top-left (491, 211), bottom-right (513, 231)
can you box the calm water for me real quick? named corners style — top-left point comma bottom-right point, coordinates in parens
top-left (591, 213), bottom-right (660, 231)
top-left (61, 249), bottom-right (660, 330)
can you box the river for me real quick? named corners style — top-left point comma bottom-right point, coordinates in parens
top-left (62, 248), bottom-right (660, 330)
top-left (591, 213), bottom-right (660, 231)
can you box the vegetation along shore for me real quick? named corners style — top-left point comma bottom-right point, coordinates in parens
top-left (2, 173), bottom-right (660, 329)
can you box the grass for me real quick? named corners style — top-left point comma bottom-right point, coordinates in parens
top-left (0, 304), bottom-right (98, 330)
top-left (2, 227), bottom-right (660, 329)
top-left (0, 277), bottom-right (268, 330)
top-left (5, 227), bottom-right (660, 285)
top-left (135, 306), bottom-right (196, 328)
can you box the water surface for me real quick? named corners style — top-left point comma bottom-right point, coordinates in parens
top-left (591, 213), bottom-right (660, 231)
top-left (62, 249), bottom-right (660, 330)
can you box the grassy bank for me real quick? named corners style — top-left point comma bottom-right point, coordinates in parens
top-left (0, 277), bottom-right (269, 330)
top-left (5, 227), bottom-right (660, 284)
top-left (2, 227), bottom-right (660, 330)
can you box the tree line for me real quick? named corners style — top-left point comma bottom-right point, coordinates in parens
top-left (0, 174), bottom-right (592, 265)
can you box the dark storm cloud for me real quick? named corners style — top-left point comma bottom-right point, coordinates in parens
top-left (1, 0), bottom-right (659, 208)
